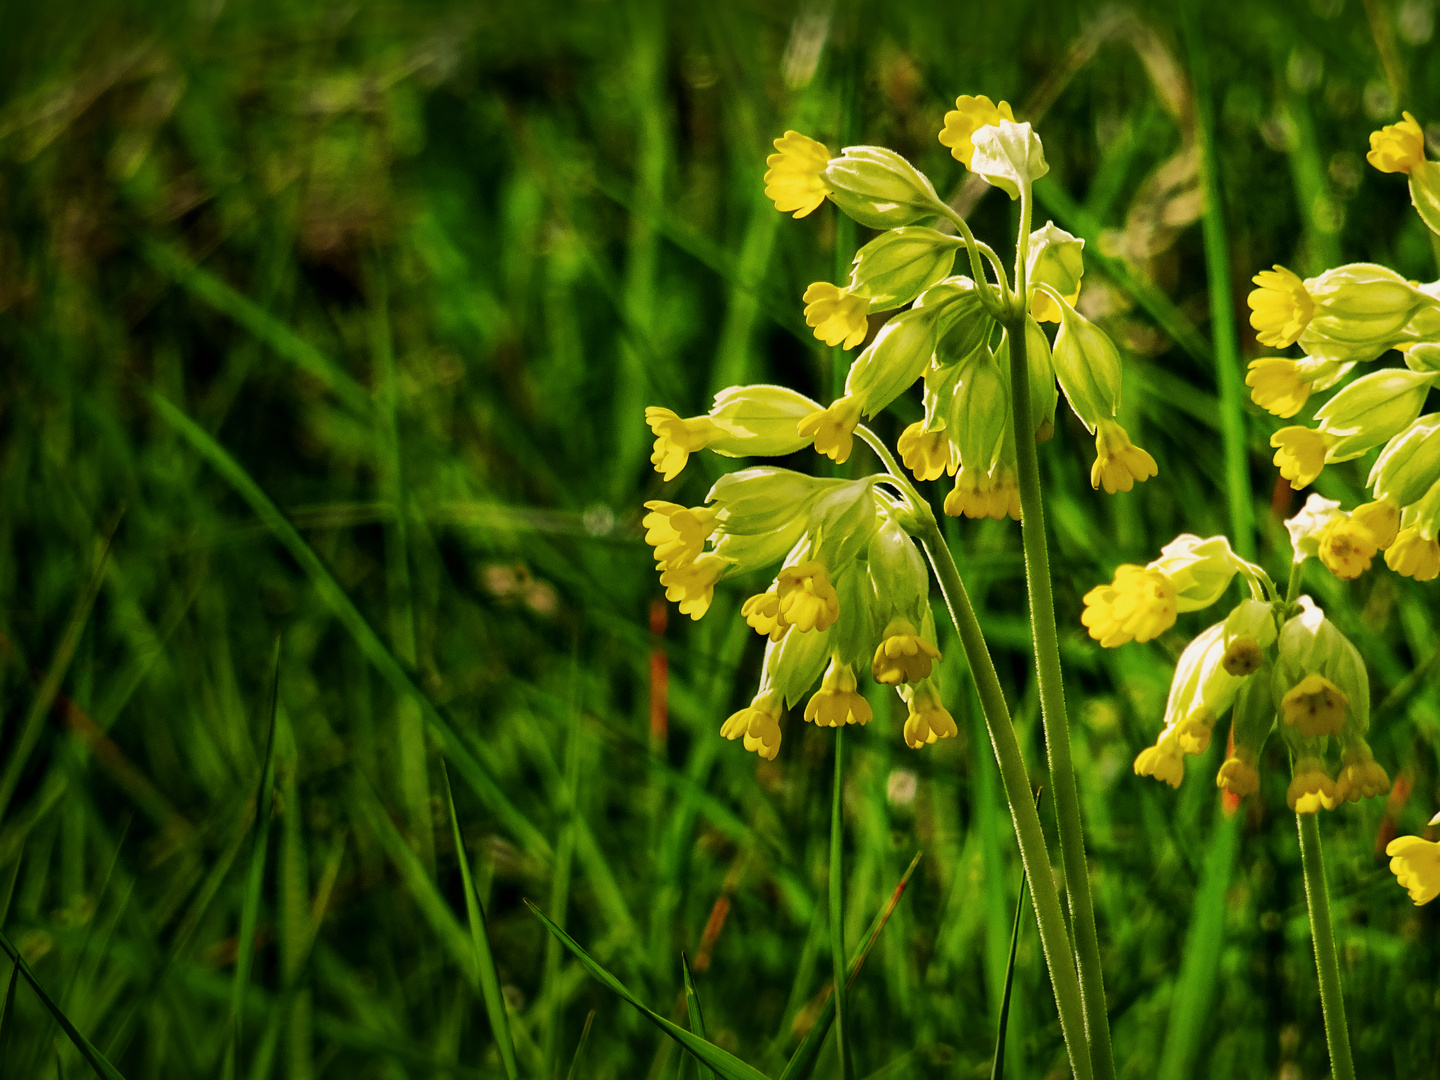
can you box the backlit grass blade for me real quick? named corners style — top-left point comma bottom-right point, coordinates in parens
top-left (991, 856), bottom-right (1029, 1080)
top-left (0, 958), bottom-right (19, 1074)
top-left (442, 763), bottom-right (519, 1080)
top-left (564, 1010), bottom-right (595, 1080)
top-left (524, 901), bottom-right (770, 1080)
top-left (681, 952), bottom-right (715, 1080)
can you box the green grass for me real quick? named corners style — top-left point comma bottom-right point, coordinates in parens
top-left (1, 1), bottom-right (1440, 1077)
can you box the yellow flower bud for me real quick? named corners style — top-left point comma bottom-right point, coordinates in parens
top-left (1367, 112), bottom-right (1425, 174)
top-left (902, 680), bottom-right (958, 748)
top-left (1281, 673), bottom-right (1349, 738)
top-left (659, 553), bottom-right (727, 621)
top-left (1270, 426), bottom-right (1334, 490)
top-left (1217, 754), bottom-right (1261, 798)
top-left (804, 658), bottom-right (872, 728)
top-left (1385, 526), bottom-right (1440, 581)
top-left (937, 94), bottom-right (1015, 169)
top-left (1135, 740), bottom-right (1185, 788)
top-left (1287, 756), bottom-right (1340, 814)
top-left (642, 501), bottom-right (719, 570)
top-left (1334, 743), bottom-right (1390, 803)
top-left (872, 618), bottom-right (941, 685)
top-left (1026, 222), bottom-right (1085, 323)
top-left (797, 395), bottom-right (864, 464)
top-left (802, 281), bottom-right (869, 349)
top-left (720, 690), bottom-right (785, 760)
top-left (897, 421), bottom-right (957, 481)
top-left (1248, 265), bottom-right (1313, 349)
top-left (764, 131), bottom-right (833, 218)
top-left (1090, 419), bottom-right (1157, 494)
top-left (776, 559), bottom-right (841, 633)
top-left (1386, 835), bottom-right (1440, 905)
top-left (1352, 499), bottom-right (1400, 550)
top-left (1081, 565), bottom-right (1178, 647)
top-left (741, 589), bottom-right (787, 642)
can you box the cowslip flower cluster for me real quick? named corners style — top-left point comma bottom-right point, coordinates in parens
top-left (1084, 510), bottom-right (1389, 813)
top-left (1246, 114), bottom-right (1440, 584)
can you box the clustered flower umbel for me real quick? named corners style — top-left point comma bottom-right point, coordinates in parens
top-left (1083, 513), bottom-right (1387, 814)
top-left (1245, 112), bottom-right (1440, 584)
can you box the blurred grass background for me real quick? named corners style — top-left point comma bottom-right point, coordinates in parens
top-left (2, 0), bottom-right (1440, 1076)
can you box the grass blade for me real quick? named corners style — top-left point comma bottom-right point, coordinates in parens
top-left (524, 901), bottom-right (770, 1080)
top-left (991, 858), bottom-right (1028, 1080)
top-left (0, 957), bottom-right (19, 1073)
top-left (681, 952), bottom-right (715, 1080)
top-left (442, 763), bottom-right (519, 1080)
top-left (564, 1010), bottom-right (596, 1080)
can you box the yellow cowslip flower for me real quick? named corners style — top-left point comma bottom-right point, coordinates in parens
top-left (1248, 265), bottom-right (1314, 349)
top-left (720, 690), bottom-right (784, 760)
top-left (1091, 419), bottom-right (1157, 494)
top-left (1386, 835), bottom-right (1440, 904)
top-left (642, 501), bottom-right (719, 570)
top-left (1352, 499), bottom-right (1400, 550)
top-left (1335, 744), bottom-right (1390, 802)
top-left (1287, 756), bottom-right (1340, 813)
top-left (776, 559), bottom-right (840, 632)
top-left (1270, 426), bottom-right (1334, 490)
top-left (1217, 753), bottom-right (1260, 798)
top-left (943, 465), bottom-right (1021, 520)
top-left (645, 407), bottom-right (720, 481)
top-left (802, 282), bottom-right (869, 349)
top-left (805, 659), bottom-right (873, 728)
top-left (1245, 358), bottom-right (1313, 418)
top-left (872, 618), bottom-right (941, 685)
top-left (1367, 112), bottom-right (1425, 174)
top-left (1135, 741), bottom-right (1184, 788)
top-left (741, 589), bottom-right (786, 642)
top-left (659, 553), bottom-right (727, 621)
top-left (1172, 713), bottom-right (1214, 756)
top-left (937, 94), bottom-right (1015, 169)
top-left (897, 422), bottom-right (956, 481)
top-left (1221, 635), bottom-right (1264, 677)
top-left (1385, 527), bottom-right (1440, 581)
top-left (1317, 514), bottom-right (1379, 580)
top-left (1281, 673), bottom-right (1349, 738)
top-left (797, 395), bottom-right (863, 464)
top-left (1081, 565), bottom-right (1178, 647)
top-left (903, 682), bottom-right (958, 748)
top-left (764, 131), bottom-right (833, 218)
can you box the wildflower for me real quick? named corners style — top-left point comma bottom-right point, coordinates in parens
top-left (1217, 754), bottom-right (1261, 798)
top-left (1271, 426), bottom-right (1333, 490)
top-left (646, 387), bottom-right (822, 480)
top-left (1317, 514), bottom-right (1379, 580)
top-left (902, 681), bottom-right (958, 748)
top-left (1221, 635), bottom-right (1264, 677)
top-left (1281, 674), bottom-right (1349, 738)
top-left (776, 559), bottom-right (841, 632)
top-left (1385, 527), bottom-right (1440, 581)
top-left (741, 589), bottom-right (786, 641)
top-left (647, 408), bottom-right (720, 481)
top-left (938, 94), bottom-right (1015, 169)
top-left (1051, 291), bottom-right (1123, 432)
top-left (1287, 756), bottom-right (1340, 814)
top-left (969, 120), bottom-right (1049, 199)
top-left (765, 131), bottom-right (832, 218)
top-left (805, 658), bottom-right (873, 728)
top-left (897, 422), bottom-right (956, 481)
top-left (846, 227), bottom-right (959, 311)
top-left (803, 282), bottom-right (869, 349)
top-left (1026, 223), bottom-right (1085, 323)
top-left (1367, 112), bottom-right (1426, 174)
top-left (1245, 358), bottom-right (1316, 418)
top-left (872, 618), bottom-right (941, 685)
top-left (642, 501), bottom-right (718, 570)
top-left (944, 465), bottom-right (1021, 521)
top-left (1135, 738), bottom-right (1185, 788)
top-left (1386, 835), bottom-right (1440, 905)
top-left (822, 146), bottom-right (946, 229)
top-left (1090, 419), bottom-right (1157, 494)
top-left (798, 395), bottom-right (864, 464)
top-left (1315, 368), bottom-right (1438, 459)
top-left (720, 691), bottom-right (785, 760)
top-left (1081, 565), bottom-right (1178, 647)
top-left (1248, 265), bottom-right (1313, 349)
top-left (659, 554), bottom-right (727, 620)
top-left (1335, 744), bottom-right (1390, 803)
top-left (1369, 413), bottom-right (1440, 509)
top-left (1352, 499), bottom-right (1400, 550)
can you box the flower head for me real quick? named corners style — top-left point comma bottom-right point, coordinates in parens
top-left (1081, 565), bottom-right (1178, 647)
top-left (776, 559), bottom-right (841, 633)
top-left (1335, 744), bottom-right (1390, 803)
top-left (797, 395), bottom-right (864, 464)
top-left (642, 501), bottom-right (719, 570)
top-left (646, 407), bottom-right (720, 481)
top-left (803, 282), bottom-right (869, 349)
top-left (903, 681), bottom-right (958, 748)
top-left (1135, 740), bottom-right (1185, 788)
top-left (1245, 358), bottom-right (1313, 418)
top-left (1090, 419), bottom-right (1157, 494)
top-left (937, 94), bottom-right (1015, 169)
top-left (897, 422), bottom-right (956, 481)
top-left (1367, 112), bottom-right (1426, 175)
top-left (1221, 635), bottom-right (1264, 677)
top-left (943, 464), bottom-right (1021, 521)
top-left (1387, 835), bottom-right (1440, 904)
top-left (720, 691), bottom-right (784, 760)
top-left (1271, 426), bottom-right (1334, 490)
top-left (764, 131), bottom-right (833, 218)
top-left (1248, 265), bottom-right (1314, 349)
top-left (1352, 500), bottom-right (1400, 550)
top-left (1287, 756), bottom-right (1340, 813)
top-left (1385, 527), bottom-right (1440, 581)
top-left (804, 658), bottom-right (873, 728)
top-left (1281, 673), bottom-right (1349, 738)
top-left (1217, 754), bottom-right (1261, 798)
top-left (1317, 514), bottom-right (1379, 580)
top-left (872, 618), bottom-right (941, 685)
top-left (741, 589), bottom-right (786, 641)
top-left (659, 553), bottom-right (727, 620)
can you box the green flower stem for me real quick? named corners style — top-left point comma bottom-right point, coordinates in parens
top-left (830, 725), bottom-right (849, 1080)
top-left (916, 522), bottom-right (1093, 1080)
top-left (1286, 559), bottom-right (1306, 607)
top-left (1003, 312), bottom-right (1116, 1080)
top-left (936, 203), bottom-right (1009, 313)
top-left (1297, 811), bottom-right (1356, 1080)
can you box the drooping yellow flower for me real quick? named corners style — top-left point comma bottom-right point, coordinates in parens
top-left (1221, 635), bottom-right (1264, 677)
top-left (720, 690), bottom-right (784, 760)
top-left (659, 553), bottom-right (727, 620)
top-left (943, 465), bottom-right (1020, 520)
top-left (1280, 674), bottom-right (1349, 738)
top-left (1387, 835), bottom-right (1440, 904)
top-left (1245, 358), bottom-right (1313, 418)
top-left (1335, 745), bottom-right (1390, 803)
top-left (903, 682), bottom-right (958, 749)
top-left (1270, 426), bottom-right (1334, 490)
top-left (645, 407), bottom-right (720, 481)
top-left (1317, 514), bottom-right (1379, 580)
top-left (642, 501), bottom-right (719, 570)
top-left (741, 589), bottom-right (787, 641)
top-left (1090, 419), bottom-right (1157, 494)
top-left (776, 559), bottom-right (840, 633)
top-left (1367, 112), bottom-right (1426, 174)
top-left (872, 619), bottom-right (941, 685)
top-left (1287, 756), bottom-right (1340, 813)
top-left (1172, 713), bottom-right (1214, 756)
top-left (802, 282), bottom-right (869, 349)
top-left (1248, 265), bottom-right (1314, 349)
top-left (1135, 741), bottom-right (1184, 788)
top-left (764, 131), bottom-right (833, 218)
top-left (797, 395), bottom-right (864, 464)
top-left (937, 94), bottom-right (1015, 169)
top-left (1217, 754), bottom-right (1260, 798)
top-left (897, 422), bottom-right (956, 481)
top-left (1081, 565), bottom-right (1178, 647)
top-left (1385, 527), bottom-right (1440, 581)
top-left (1352, 499), bottom-right (1400, 550)
top-left (804, 659), bottom-right (873, 728)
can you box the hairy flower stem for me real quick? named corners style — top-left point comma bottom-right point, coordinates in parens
top-left (1003, 311), bottom-right (1116, 1080)
top-left (1297, 812), bottom-right (1355, 1080)
top-left (917, 523), bottom-right (1093, 1080)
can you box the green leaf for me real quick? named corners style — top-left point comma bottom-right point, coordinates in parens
top-left (565, 1010), bottom-right (596, 1080)
top-left (991, 856), bottom-right (1028, 1080)
top-left (681, 953), bottom-right (715, 1080)
top-left (0, 957), bottom-right (20, 1073)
